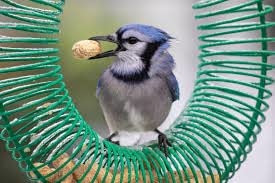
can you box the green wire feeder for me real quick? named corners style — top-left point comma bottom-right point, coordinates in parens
top-left (0, 0), bottom-right (275, 182)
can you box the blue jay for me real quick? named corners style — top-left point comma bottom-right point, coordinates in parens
top-left (89, 24), bottom-right (179, 155)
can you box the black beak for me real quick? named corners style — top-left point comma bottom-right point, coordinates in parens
top-left (88, 35), bottom-right (119, 59)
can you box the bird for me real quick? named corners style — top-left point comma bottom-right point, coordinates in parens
top-left (88, 24), bottom-right (179, 155)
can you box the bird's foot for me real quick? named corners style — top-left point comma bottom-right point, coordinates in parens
top-left (155, 129), bottom-right (172, 156)
top-left (105, 131), bottom-right (120, 145)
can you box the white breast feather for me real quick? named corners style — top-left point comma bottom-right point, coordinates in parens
top-left (124, 101), bottom-right (144, 131)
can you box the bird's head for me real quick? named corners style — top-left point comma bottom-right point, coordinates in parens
top-left (89, 24), bottom-right (173, 81)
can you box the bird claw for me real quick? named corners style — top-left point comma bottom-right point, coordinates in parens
top-left (105, 131), bottom-right (120, 145)
top-left (155, 129), bottom-right (172, 157)
top-left (109, 140), bottom-right (120, 145)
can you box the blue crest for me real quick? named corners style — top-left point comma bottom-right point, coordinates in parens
top-left (117, 24), bottom-right (173, 43)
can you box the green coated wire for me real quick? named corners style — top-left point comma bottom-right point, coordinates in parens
top-left (0, 0), bottom-right (274, 183)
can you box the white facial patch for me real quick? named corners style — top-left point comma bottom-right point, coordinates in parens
top-left (123, 41), bottom-right (147, 55)
top-left (111, 51), bottom-right (145, 75)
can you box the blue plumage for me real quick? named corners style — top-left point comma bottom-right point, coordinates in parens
top-left (117, 24), bottom-right (173, 43)
top-left (166, 73), bottom-right (180, 102)
top-left (96, 78), bottom-right (102, 97)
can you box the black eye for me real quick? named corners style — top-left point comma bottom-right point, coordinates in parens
top-left (127, 37), bottom-right (139, 44)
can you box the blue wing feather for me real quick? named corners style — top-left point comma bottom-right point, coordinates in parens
top-left (166, 73), bottom-right (180, 102)
top-left (96, 78), bottom-right (102, 98)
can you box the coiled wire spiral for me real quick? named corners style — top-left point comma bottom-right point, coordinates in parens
top-left (0, 0), bottom-right (274, 182)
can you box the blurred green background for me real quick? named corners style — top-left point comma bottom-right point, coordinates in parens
top-left (0, 0), bottom-right (274, 182)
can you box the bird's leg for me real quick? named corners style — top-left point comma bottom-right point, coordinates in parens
top-left (105, 131), bottom-right (120, 145)
top-left (154, 128), bottom-right (172, 156)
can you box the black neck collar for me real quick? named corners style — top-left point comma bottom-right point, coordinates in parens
top-left (111, 68), bottom-right (149, 83)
